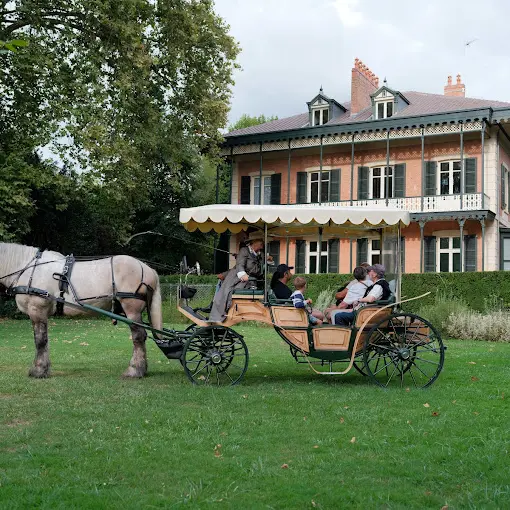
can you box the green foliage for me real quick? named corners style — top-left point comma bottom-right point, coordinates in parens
top-left (228, 113), bottom-right (278, 132)
top-left (417, 291), bottom-right (470, 334)
top-left (0, 38), bottom-right (28, 53)
top-left (314, 287), bottom-right (335, 313)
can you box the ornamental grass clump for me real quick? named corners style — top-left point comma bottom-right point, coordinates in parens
top-left (315, 287), bottom-right (335, 314)
top-left (417, 291), bottom-right (470, 334)
top-left (446, 310), bottom-right (510, 342)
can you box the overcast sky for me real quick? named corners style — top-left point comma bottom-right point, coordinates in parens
top-left (214, 0), bottom-right (510, 125)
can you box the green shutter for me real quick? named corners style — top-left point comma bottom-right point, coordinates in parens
top-left (358, 166), bottom-right (369, 199)
top-left (295, 240), bottom-right (306, 273)
top-left (464, 235), bottom-right (477, 272)
top-left (501, 165), bottom-right (506, 209)
top-left (425, 161), bottom-right (437, 196)
top-left (400, 237), bottom-right (405, 273)
top-left (394, 163), bottom-right (406, 198)
top-left (465, 158), bottom-right (477, 194)
top-left (240, 176), bottom-right (251, 204)
top-left (329, 169), bottom-right (341, 202)
top-left (297, 172), bottom-right (307, 204)
top-left (268, 241), bottom-right (280, 272)
top-left (328, 239), bottom-right (339, 273)
top-left (357, 238), bottom-right (368, 266)
top-left (270, 173), bottom-right (281, 204)
top-left (424, 236), bottom-right (436, 273)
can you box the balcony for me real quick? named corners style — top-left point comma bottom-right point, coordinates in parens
top-left (327, 193), bottom-right (490, 213)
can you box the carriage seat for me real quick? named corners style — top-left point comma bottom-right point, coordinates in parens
top-left (268, 290), bottom-right (293, 306)
top-left (232, 288), bottom-right (264, 300)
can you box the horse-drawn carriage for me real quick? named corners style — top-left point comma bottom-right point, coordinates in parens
top-left (174, 204), bottom-right (445, 389)
top-left (1, 204), bottom-right (445, 389)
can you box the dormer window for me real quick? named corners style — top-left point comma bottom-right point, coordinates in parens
top-left (376, 100), bottom-right (393, 119)
top-left (312, 107), bottom-right (329, 126)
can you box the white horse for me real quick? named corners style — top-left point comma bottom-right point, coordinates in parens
top-left (0, 243), bottom-right (162, 378)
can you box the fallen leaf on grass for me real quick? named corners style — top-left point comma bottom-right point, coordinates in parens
top-left (350, 437), bottom-right (356, 443)
top-left (441, 506), bottom-right (449, 510)
top-left (21, 346), bottom-right (26, 350)
top-left (79, 342), bottom-right (89, 346)
top-left (432, 412), bottom-right (440, 417)
top-left (344, 406), bottom-right (349, 409)
top-left (405, 387), bottom-right (410, 392)
top-left (423, 403), bottom-right (430, 408)
top-left (242, 394), bottom-right (248, 399)
top-left (340, 417), bottom-right (344, 424)
top-left (311, 501), bottom-right (317, 508)
top-left (452, 400), bottom-right (457, 404)
top-left (406, 420), bottom-right (411, 424)
top-left (303, 416), bottom-right (307, 421)
top-left (473, 412), bottom-right (479, 416)
top-left (468, 361), bottom-right (476, 364)
top-left (313, 445), bottom-right (319, 449)
top-left (214, 444), bottom-right (222, 458)
top-left (281, 463), bottom-right (289, 469)
top-left (471, 377), bottom-right (479, 382)
top-left (424, 491), bottom-right (431, 496)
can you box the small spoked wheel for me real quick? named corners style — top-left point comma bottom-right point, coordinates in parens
top-left (182, 326), bottom-right (249, 386)
top-left (363, 313), bottom-right (445, 389)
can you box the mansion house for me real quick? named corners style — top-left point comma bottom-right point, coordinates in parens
top-left (220, 59), bottom-right (510, 274)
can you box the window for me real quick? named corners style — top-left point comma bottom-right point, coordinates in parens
top-left (375, 101), bottom-right (394, 119)
top-left (439, 161), bottom-right (461, 195)
top-left (253, 176), bottom-right (272, 205)
top-left (369, 167), bottom-right (394, 199)
top-left (437, 237), bottom-right (461, 272)
top-left (312, 107), bottom-right (329, 126)
top-left (368, 239), bottom-right (381, 265)
top-left (307, 240), bottom-right (328, 274)
top-left (502, 235), bottom-right (510, 270)
top-left (308, 171), bottom-right (330, 203)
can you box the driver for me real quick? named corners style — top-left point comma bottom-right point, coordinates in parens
top-left (209, 232), bottom-right (270, 322)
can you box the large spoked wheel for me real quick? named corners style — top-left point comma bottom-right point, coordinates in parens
top-left (362, 313), bottom-right (445, 389)
top-left (182, 326), bottom-right (249, 386)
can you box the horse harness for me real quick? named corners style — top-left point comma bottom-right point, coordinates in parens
top-left (4, 249), bottom-right (152, 317)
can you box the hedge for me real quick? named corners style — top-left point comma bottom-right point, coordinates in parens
top-left (2, 272), bottom-right (509, 319)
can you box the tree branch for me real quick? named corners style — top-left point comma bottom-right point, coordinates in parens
top-left (1, 11), bottom-right (86, 37)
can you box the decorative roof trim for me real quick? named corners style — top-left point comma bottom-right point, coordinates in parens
top-left (223, 107), bottom-right (492, 146)
top-left (370, 85), bottom-right (410, 105)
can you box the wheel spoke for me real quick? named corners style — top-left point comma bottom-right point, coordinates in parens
top-left (413, 356), bottom-right (440, 366)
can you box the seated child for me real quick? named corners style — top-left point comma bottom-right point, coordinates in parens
top-left (326, 266), bottom-right (372, 323)
top-left (290, 277), bottom-right (323, 325)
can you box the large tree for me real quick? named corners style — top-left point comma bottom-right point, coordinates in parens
top-left (0, 0), bottom-right (239, 244)
top-left (228, 113), bottom-right (278, 132)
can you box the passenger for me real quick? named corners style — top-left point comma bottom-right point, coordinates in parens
top-left (270, 264), bottom-right (293, 299)
top-left (290, 277), bottom-right (323, 326)
top-left (334, 264), bottom-right (391, 326)
top-left (334, 262), bottom-right (371, 305)
top-left (327, 266), bottom-right (371, 323)
top-left (209, 231), bottom-right (270, 322)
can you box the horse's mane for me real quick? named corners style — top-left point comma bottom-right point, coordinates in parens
top-left (0, 243), bottom-right (41, 280)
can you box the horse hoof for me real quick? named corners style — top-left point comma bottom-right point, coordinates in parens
top-left (122, 366), bottom-right (145, 378)
top-left (28, 367), bottom-right (50, 378)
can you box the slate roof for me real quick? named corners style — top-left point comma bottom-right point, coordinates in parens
top-left (225, 91), bottom-right (510, 138)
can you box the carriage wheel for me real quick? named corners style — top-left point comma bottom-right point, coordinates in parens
top-left (362, 313), bottom-right (445, 389)
top-left (352, 360), bottom-right (369, 377)
top-left (185, 324), bottom-right (197, 332)
top-left (182, 326), bottom-right (249, 386)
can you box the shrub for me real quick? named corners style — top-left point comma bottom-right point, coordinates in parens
top-left (314, 287), bottom-right (335, 314)
top-left (446, 310), bottom-right (510, 342)
top-left (417, 292), bottom-right (470, 334)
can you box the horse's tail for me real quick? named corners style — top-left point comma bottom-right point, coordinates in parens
top-left (149, 269), bottom-right (163, 339)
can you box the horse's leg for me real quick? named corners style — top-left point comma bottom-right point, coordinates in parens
top-left (122, 301), bottom-right (147, 378)
top-left (29, 319), bottom-right (51, 378)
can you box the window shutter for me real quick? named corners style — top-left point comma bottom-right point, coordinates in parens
top-left (424, 236), bottom-right (436, 273)
top-left (270, 173), bottom-right (281, 205)
top-left (425, 161), bottom-right (437, 196)
top-left (268, 241), bottom-right (280, 272)
top-left (465, 158), bottom-right (477, 194)
top-left (295, 240), bottom-right (306, 273)
top-left (356, 238), bottom-right (368, 266)
top-left (464, 235), bottom-right (477, 272)
top-left (296, 172), bottom-right (307, 204)
top-left (394, 163), bottom-right (406, 198)
top-left (329, 169), bottom-right (341, 202)
top-left (358, 167), bottom-right (369, 200)
top-left (501, 165), bottom-right (506, 209)
top-left (240, 176), bottom-right (251, 204)
top-left (328, 239), bottom-right (339, 273)
top-left (400, 237), bottom-right (406, 273)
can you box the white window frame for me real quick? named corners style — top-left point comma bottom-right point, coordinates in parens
top-left (311, 107), bottom-right (329, 126)
top-left (504, 163), bottom-right (509, 213)
top-left (249, 172), bottom-right (274, 205)
top-left (307, 170), bottom-right (331, 203)
top-left (305, 239), bottom-right (329, 274)
top-left (367, 238), bottom-right (381, 265)
top-left (436, 236), bottom-right (461, 273)
top-left (369, 166), bottom-right (394, 199)
top-left (438, 160), bottom-right (461, 196)
top-left (375, 100), bottom-right (394, 119)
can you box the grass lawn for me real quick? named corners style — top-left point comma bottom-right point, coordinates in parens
top-left (0, 319), bottom-right (509, 509)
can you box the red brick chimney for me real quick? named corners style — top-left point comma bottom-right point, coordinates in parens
top-left (444, 74), bottom-right (465, 97)
top-left (351, 58), bottom-right (379, 115)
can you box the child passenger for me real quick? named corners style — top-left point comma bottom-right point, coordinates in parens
top-left (290, 277), bottom-right (324, 325)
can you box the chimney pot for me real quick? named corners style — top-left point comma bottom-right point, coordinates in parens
top-left (444, 74), bottom-right (465, 97)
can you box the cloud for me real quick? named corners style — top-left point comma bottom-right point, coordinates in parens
top-left (331, 0), bottom-right (364, 27)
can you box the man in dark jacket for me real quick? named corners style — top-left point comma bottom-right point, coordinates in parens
top-left (270, 263), bottom-right (293, 299)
